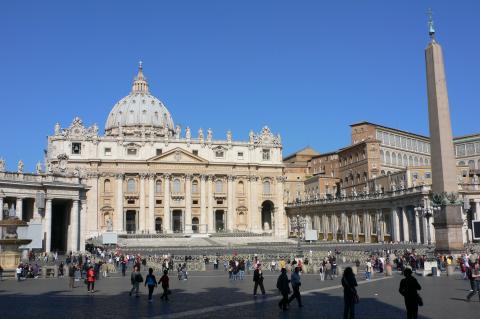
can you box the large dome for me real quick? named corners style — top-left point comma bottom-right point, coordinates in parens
top-left (105, 63), bottom-right (174, 136)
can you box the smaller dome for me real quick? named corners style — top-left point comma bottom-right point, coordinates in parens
top-left (104, 63), bottom-right (175, 136)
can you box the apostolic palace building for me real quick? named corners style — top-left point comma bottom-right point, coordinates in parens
top-left (1, 27), bottom-right (480, 253)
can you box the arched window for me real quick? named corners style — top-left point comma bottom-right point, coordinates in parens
top-left (468, 160), bottom-right (475, 169)
top-left (215, 180), bottom-right (223, 193)
top-left (392, 152), bottom-right (397, 166)
top-left (173, 178), bottom-right (181, 193)
top-left (363, 172), bottom-right (368, 181)
top-left (398, 154), bottom-right (403, 166)
top-left (104, 179), bottom-right (111, 192)
top-left (380, 150), bottom-right (385, 163)
top-left (420, 157), bottom-right (425, 166)
top-left (414, 156), bottom-right (419, 166)
top-left (192, 217), bottom-right (199, 233)
top-left (425, 158), bottom-right (429, 165)
top-left (263, 180), bottom-right (271, 194)
top-left (385, 151), bottom-right (391, 164)
top-left (408, 156), bottom-right (413, 166)
top-left (127, 178), bottom-right (136, 193)
top-left (458, 161), bottom-right (466, 166)
top-left (381, 170), bottom-right (386, 176)
top-left (237, 181), bottom-right (245, 195)
top-left (155, 180), bottom-right (162, 193)
top-left (356, 173), bottom-right (361, 183)
top-left (192, 180), bottom-right (199, 193)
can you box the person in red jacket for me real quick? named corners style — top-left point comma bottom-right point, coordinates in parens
top-left (86, 266), bottom-right (96, 293)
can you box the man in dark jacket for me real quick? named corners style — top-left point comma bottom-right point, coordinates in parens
top-left (277, 268), bottom-right (290, 310)
top-left (399, 268), bottom-right (422, 319)
top-left (253, 264), bottom-right (266, 296)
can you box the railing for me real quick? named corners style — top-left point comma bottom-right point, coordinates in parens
top-left (0, 172), bottom-right (81, 185)
top-left (286, 185), bottom-right (431, 208)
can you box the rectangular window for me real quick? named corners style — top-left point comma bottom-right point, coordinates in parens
top-left (217, 200), bottom-right (223, 205)
top-left (104, 148), bottom-right (112, 156)
top-left (156, 200), bottom-right (162, 205)
top-left (127, 199), bottom-right (135, 204)
top-left (237, 152), bottom-right (244, 159)
top-left (72, 143), bottom-right (81, 155)
top-left (467, 143), bottom-right (475, 156)
top-left (192, 150), bottom-right (198, 156)
top-left (215, 150), bottom-right (224, 158)
top-left (262, 149), bottom-right (270, 161)
top-left (456, 144), bottom-right (466, 157)
top-left (156, 149), bottom-right (162, 156)
top-left (192, 200), bottom-right (198, 205)
top-left (425, 172), bottom-right (431, 179)
top-left (127, 148), bottom-right (137, 156)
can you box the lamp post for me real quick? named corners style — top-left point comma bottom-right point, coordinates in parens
top-left (414, 205), bottom-right (441, 260)
top-left (291, 214), bottom-right (306, 257)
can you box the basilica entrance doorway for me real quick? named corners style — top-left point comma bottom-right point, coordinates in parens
top-left (192, 217), bottom-right (199, 233)
top-left (172, 210), bottom-right (183, 233)
top-left (51, 199), bottom-right (70, 253)
top-left (126, 210), bottom-right (137, 233)
top-left (215, 210), bottom-right (225, 232)
top-left (261, 200), bottom-right (274, 231)
top-left (155, 217), bottom-right (163, 233)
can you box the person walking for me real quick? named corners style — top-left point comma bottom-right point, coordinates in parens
top-left (288, 266), bottom-right (303, 308)
top-left (253, 264), bottom-right (266, 296)
top-left (365, 260), bottom-right (372, 280)
top-left (399, 268), bottom-right (422, 319)
top-left (325, 261), bottom-right (334, 280)
top-left (144, 268), bottom-right (157, 303)
top-left (276, 268), bottom-right (290, 311)
top-left (342, 267), bottom-right (358, 319)
top-left (319, 263), bottom-right (325, 281)
top-left (159, 270), bottom-right (170, 301)
top-left (466, 260), bottom-right (480, 302)
top-left (129, 266), bottom-right (143, 297)
top-left (68, 264), bottom-right (76, 289)
top-left (86, 266), bottom-right (96, 293)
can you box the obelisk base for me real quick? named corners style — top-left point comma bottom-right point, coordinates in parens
top-left (434, 205), bottom-right (464, 254)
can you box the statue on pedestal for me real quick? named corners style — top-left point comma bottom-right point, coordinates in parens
top-left (17, 160), bottom-right (24, 173)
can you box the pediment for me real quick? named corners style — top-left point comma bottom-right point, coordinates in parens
top-left (147, 147), bottom-right (208, 164)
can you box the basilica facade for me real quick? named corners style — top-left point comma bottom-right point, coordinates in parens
top-left (44, 65), bottom-right (286, 252)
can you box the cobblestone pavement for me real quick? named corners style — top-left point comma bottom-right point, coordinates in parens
top-left (0, 269), bottom-right (478, 319)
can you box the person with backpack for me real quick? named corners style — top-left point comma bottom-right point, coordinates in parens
top-left (144, 268), bottom-right (157, 303)
top-left (159, 270), bottom-right (170, 301)
top-left (399, 268), bottom-right (422, 319)
top-left (129, 266), bottom-right (143, 297)
top-left (288, 266), bottom-right (303, 308)
top-left (253, 264), bottom-right (266, 296)
top-left (466, 260), bottom-right (480, 302)
top-left (276, 268), bottom-right (290, 311)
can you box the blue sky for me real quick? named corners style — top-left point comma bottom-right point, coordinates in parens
top-left (0, 1), bottom-right (478, 172)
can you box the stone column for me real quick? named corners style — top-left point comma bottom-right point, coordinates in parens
top-left (247, 177), bottom-right (253, 232)
top-left (332, 214), bottom-right (338, 241)
top-left (364, 211), bottom-right (371, 243)
top-left (69, 200), bottom-right (79, 252)
top-left (227, 175), bottom-right (235, 232)
top-left (475, 200), bottom-right (480, 220)
top-left (376, 209), bottom-right (382, 242)
top-left (139, 173), bottom-right (146, 232)
top-left (341, 212), bottom-right (347, 240)
top-left (200, 175), bottom-right (207, 233)
top-left (184, 174), bottom-right (193, 234)
top-left (115, 173), bottom-right (124, 232)
top-left (323, 213), bottom-right (328, 240)
top-left (148, 174), bottom-right (155, 233)
top-left (45, 198), bottom-right (52, 253)
top-left (163, 174), bottom-right (172, 233)
top-left (250, 176), bottom-right (259, 232)
top-left (16, 197), bottom-right (23, 220)
top-left (275, 176), bottom-right (286, 238)
top-left (415, 210), bottom-right (421, 244)
top-left (391, 208), bottom-right (399, 242)
top-left (79, 200), bottom-right (87, 251)
top-left (33, 195), bottom-right (41, 220)
top-left (402, 207), bottom-right (409, 242)
top-left (207, 175), bottom-right (214, 233)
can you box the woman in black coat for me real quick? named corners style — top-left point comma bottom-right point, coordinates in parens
top-left (399, 268), bottom-right (422, 319)
top-left (341, 267), bottom-right (358, 319)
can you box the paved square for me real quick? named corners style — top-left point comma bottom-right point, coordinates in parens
top-left (0, 269), bottom-right (478, 319)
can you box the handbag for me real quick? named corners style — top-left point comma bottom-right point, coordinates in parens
top-left (416, 294), bottom-right (423, 306)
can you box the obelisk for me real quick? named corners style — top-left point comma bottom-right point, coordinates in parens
top-left (425, 14), bottom-right (464, 253)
